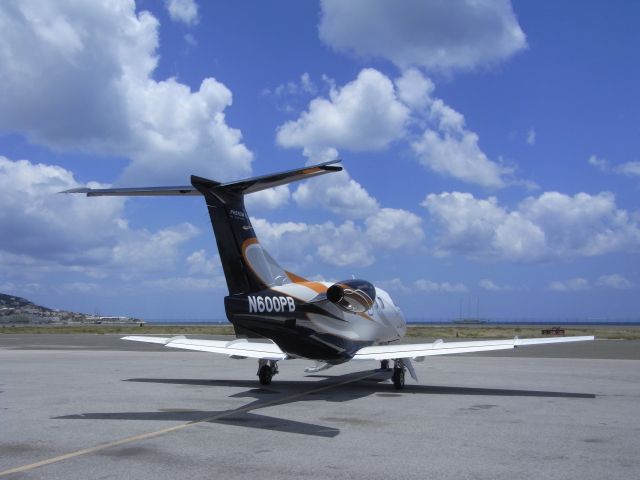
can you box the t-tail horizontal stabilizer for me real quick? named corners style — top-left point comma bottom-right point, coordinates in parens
top-left (60, 160), bottom-right (342, 197)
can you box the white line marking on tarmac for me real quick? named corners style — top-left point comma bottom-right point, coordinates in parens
top-left (0, 371), bottom-right (379, 477)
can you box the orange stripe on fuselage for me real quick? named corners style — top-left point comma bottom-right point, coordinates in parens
top-left (285, 271), bottom-right (328, 294)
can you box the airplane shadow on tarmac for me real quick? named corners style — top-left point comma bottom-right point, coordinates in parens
top-left (54, 370), bottom-right (595, 438)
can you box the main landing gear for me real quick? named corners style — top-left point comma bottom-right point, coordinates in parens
top-left (377, 359), bottom-right (405, 389)
top-left (392, 359), bottom-right (405, 390)
top-left (257, 359), bottom-right (279, 385)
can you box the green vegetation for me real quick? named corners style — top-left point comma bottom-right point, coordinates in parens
top-left (403, 325), bottom-right (640, 340)
top-left (1, 323), bottom-right (639, 339)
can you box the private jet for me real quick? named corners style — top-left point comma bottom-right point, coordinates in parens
top-left (64, 160), bottom-right (594, 389)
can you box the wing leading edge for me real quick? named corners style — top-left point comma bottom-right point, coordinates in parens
top-left (122, 336), bottom-right (287, 361)
top-left (123, 334), bottom-right (594, 362)
top-left (353, 335), bottom-right (595, 361)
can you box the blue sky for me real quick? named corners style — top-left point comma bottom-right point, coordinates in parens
top-left (1, 0), bottom-right (639, 321)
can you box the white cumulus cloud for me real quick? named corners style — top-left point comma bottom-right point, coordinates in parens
top-left (277, 67), bottom-right (517, 227)
top-left (245, 186), bottom-right (291, 212)
top-left (0, 156), bottom-right (198, 278)
top-left (422, 191), bottom-right (640, 262)
top-left (403, 69), bottom-right (515, 189)
top-left (589, 155), bottom-right (640, 178)
top-left (165, 0), bottom-right (199, 26)
top-left (479, 279), bottom-right (513, 291)
top-left (588, 155), bottom-right (609, 171)
top-left (616, 162), bottom-right (640, 177)
top-left (111, 223), bottom-right (199, 272)
top-left (596, 274), bottom-right (632, 290)
top-left (547, 278), bottom-right (590, 292)
top-left (377, 277), bottom-right (468, 293)
top-left (252, 218), bottom-right (373, 268)
top-left (277, 67), bottom-right (510, 192)
top-left (0, 156), bottom-right (124, 263)
top-left (414, 279), bottom-right (468, 293)
top-left (316, 221), bottom-right (375, 267)
top-left (412, 129), bottom-right (512, 189)
top-left (264, 72), bottom-right (318, 99)
top-left (143, 276), bottom-right (225, 292)
top-left (186, 249), bottom-right (218, 276)
top-left (251, 211), bottom-right (424, 270)
top-left (319, 0), bottom-right (527, 71)
top-left (365, 208), bottom-right (424, 250)
top-left (549, 274), bottom-right (634, 292)
top-left (276, 70), bottom-right (403, 220)
top-left (0, 0), bottom-right (252, 185)
top-left (375, 278), bottom-right (411, 293)
top-left (276, 68), bottom-right (409, 153)
top-left (395, 69), bottom-right (435, 110)
top-left (292, 169), bottom-right (379, 219)
top-left (262, 73), bottom-right (319, 113)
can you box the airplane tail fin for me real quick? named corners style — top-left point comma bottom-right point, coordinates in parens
top-left (63, 160), bottom-right (342, 295)
top-left (190, 160), bottom-right (341, 295)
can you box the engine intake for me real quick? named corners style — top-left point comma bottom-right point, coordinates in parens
top-left (326, 279), bottom-right (376, 313)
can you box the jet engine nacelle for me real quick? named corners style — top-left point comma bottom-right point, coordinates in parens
top-left (326, 279), bottom-right (376, 313)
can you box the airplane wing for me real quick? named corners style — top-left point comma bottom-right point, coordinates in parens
top-left (122, 336), bottom-right (287, 361)
top-left (353, 335), bottom-right (595, 361)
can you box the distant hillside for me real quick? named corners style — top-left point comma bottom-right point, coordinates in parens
top-left (0, 293), bottom-right (52, 312)
top-left (0, 292), bottom-right (140, 325)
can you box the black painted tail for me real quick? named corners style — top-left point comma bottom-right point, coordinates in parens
top-left (191, 160), bottom-right (342, 295)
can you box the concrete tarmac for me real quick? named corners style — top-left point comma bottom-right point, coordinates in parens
top-left (1, 335), bottom-right (639, 479)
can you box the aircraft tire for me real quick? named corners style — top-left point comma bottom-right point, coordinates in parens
top-left (392, 367), bottom-right (405, 390)
top-left (258, 364), bottom-right (273, 385)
